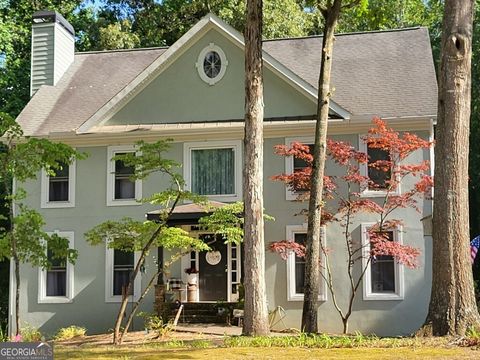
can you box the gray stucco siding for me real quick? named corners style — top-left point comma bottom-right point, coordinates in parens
top-left (16, 131), bottom-right (431, 336)
top-left (107, 29), bottom-right (316, 126)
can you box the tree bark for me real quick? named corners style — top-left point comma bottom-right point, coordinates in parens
top-left (425, 0), bottom-right (480, 336)
top-left (302, 0), bottom-right (342, 333)
top-left (113, 191), bottom-right (181, 345)
top-left (14, 257), bottom-right (19, 336)
top-left (242, 0), bottom-right (270, 336)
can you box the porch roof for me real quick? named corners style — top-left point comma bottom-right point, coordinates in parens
top-left (146, 201), bottom-right (227, 225)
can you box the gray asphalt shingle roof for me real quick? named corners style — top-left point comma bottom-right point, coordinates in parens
top-left (17, 27), bottom-right (437, 137)
top-left (263, 27), bottom-right (437, 119)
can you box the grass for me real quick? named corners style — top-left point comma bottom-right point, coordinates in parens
top-left (54, 334), bottom-right (480, 360)
top-left (54, 345), bottom-right (480, 360)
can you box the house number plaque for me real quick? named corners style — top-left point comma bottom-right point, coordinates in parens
top-left (206, 251), bottom-right (221, 265)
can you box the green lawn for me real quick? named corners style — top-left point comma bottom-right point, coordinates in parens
top-left (56, 344), bottom-right (480, 359)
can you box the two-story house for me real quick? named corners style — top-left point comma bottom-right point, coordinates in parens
top-left (10, 10), bottom-right (437, 336)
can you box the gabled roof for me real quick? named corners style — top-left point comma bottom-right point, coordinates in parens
top-left (263, 27), bottom-right (437, 119)
top-left (17, 15), bottom-right (437, 137)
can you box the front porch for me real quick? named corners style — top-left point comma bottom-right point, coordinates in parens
top-left (147, 202), bottom-right (243, 324)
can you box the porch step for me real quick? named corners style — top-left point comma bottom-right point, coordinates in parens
top-left (160, 302), bottom-right (238, 324)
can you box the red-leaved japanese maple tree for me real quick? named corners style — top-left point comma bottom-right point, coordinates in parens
top-left (269, 118), bottom-right (433, 333)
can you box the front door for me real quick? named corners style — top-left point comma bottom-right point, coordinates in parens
top-left (198, 234), bottom-right (228, 301)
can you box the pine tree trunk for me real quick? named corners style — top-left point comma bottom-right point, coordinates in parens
top-left (14, 257), bottom-right (20, 336)
top-left (426, 0), bottom-right (480, 336)
top-left (242, 0), bottom-right (270, 336)
top-left (302, 0), bottom-right (342, 333)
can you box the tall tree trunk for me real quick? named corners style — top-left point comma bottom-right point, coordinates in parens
top-left (14, 257), bottom-right (19, 336)
top-left (426, 0), bottom-right (480, 336)
top-left (302, 0), bottom-right (342, 333)
top-left (242, 0), bottom-right (269, 336)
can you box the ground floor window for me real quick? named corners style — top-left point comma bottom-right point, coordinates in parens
top-left (286, 225), bottom-right (326, 301)
top-left (361, 223), bottom-right (404, 300)
top-left (105, 246), bottom-right (140, 302)
top-left (38, 231), bottom-right (74, 303)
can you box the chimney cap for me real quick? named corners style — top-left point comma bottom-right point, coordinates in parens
top-left (32, 10), bottom-right (74, 36)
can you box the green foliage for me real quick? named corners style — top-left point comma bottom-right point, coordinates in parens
top-left (0, 322), bottom-right (7, 342)
top-left (0, 119), bottom-right (83, 267)
top-left (0, 204), bottom-right (77, 268)
top-left (98, 20), bottom-right (140, 50)
top-left (19, 324), bottom-right (42, 342)
top-left (0, 0), bottom-right (86, 117)
top-left (54, 325), bottom-right (87, 341)
top-left (224, 333), bottom-right (384, 349)
top-left (199, 202), bottom-right (274, 245)
top-left (337, 0), bottom-right (441, 33)
top-left (85, 218), bottom-right (209, 253)
top-left (101, 0), bottom-right (312, 47)
top-left (137, 312), bottom-right (173, 338)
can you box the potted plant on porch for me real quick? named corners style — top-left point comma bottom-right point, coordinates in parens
top-left (185, 266), bottom-right (199, 302)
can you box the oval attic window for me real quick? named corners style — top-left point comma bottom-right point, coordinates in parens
top-left (196, 43), bottom-right (228, 85)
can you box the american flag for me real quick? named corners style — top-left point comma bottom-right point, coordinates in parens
top-left (471, 236), bottom-right (480, 264)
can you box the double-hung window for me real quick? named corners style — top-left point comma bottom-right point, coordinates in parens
top-left (105, 246), bottom-right (140, 302)
top-left (38, 231), bottom-right (74, 303)
top-left (286, 225), bottom-right (326, 301)
top-left (285, 137), bottom-right (314, 200)
top-left (361, 223), bottom-right (404, 300)
top-left (41, 161), bottom-right (76, 208)
top-left (113, 250), bottom-right (134, 296)
top-left (107, 146), bottom-right (142, 206)
top-left (359, 135), bottom-right (397, 196)
top-left (184, 140), bottom-right (242, 201)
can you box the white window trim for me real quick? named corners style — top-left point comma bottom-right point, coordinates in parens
top-left (286, 224), bottom-right (327, 302)
top-left (105, 244), bottom-right (141, 303)
top-left (358, 135), bottom-right (401, 198)
top-left (284, 136), bottom-right (314, 201)
top-left (196, 43), bottom-right (228, 85)
top-left (361, 222), bottom-right (404, 301)
top-left (183, 140), bottom-right (242, 202)
top-left (106, 145), bottom-right (142, 207)
top-left (40, 160), bottom-right (76, 208)
top-left (38, 231), bottom-right (75, 304)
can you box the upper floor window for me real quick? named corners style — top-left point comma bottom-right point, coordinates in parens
top-left (367, 144), bottom-right (391, 190)
top-left (361, 223), bottom-right (404, 301)
top-left (41, 161), bottom-right (76, 208)
top-left (286, 225), bottom-right (326, 302)
top-left (285, 137), bottom-right (314, 200)
top-left (359, 136), bottom-right (397, 197)
top-left (107, 146), bottom-right (142, 206)
top-left (184, 140), bottom-right (242, 201)
top-left (38, 231), bottom-right (74, 303)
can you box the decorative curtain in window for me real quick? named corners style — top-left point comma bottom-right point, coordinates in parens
top-left (191, 148), bottom-right (234, 195)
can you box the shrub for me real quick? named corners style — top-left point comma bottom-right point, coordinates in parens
top-left (0, 324), bottom-right (8, 342)
top-left (20, 324), bottom-right (42, 342)
top-left (137, 312), bottom-right (174, 338)
top-left (54, 326), bottom-right (87, 341)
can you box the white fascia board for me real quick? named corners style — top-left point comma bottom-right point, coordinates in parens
top-left (77, 13), bottom-right (350, 134)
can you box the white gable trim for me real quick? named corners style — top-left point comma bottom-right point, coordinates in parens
top-left (77, 13), bottom-right (349, 134)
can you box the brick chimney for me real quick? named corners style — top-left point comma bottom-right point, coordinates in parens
top-left (30, 11), bottom-right (75, 96)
